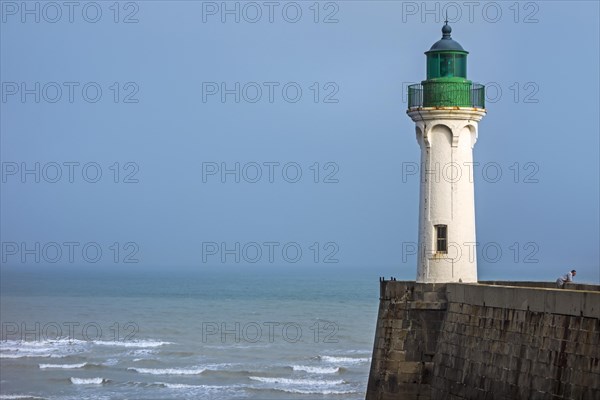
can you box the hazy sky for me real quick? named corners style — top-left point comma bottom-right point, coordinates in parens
top-left (1, 1), bottom-right (599, 283)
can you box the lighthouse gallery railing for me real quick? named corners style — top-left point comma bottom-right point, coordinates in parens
top-left (408, 82), bottom-right (485, 109)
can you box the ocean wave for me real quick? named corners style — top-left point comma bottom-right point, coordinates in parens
top-left (292, 365), bottom-right (340, 374)
top-left (93, 340), bottom-right (170, 348)
top-left (274, 387), bottom-right (359, 395)
top-left (1, 339), bottom-right (82, 347)
top-left (39, 362), bottom-right (87, 369)
top-left (1, 339), bottom-right (87, 349)
top-left (0, 339), bottom-right (87, 359)
top-left (0, 396), bottom-right (46, 400)
top-left (328, 349), bottom-right (371, 355)
top-left (202, 363), bottom-right (238, 371)
top-left (0, 354), bottom-right (67, 359)
top-left (1, 346), bottom-right (56, 353)
top-left (319, 355), bottom-right (371, 364)
top-left (128, 367), bottom-right (205, 375)
top-left (0, 338), bottom-right (167, 351)
top-left (248, 376), bottom-right (344, 386)
top-left (162, 383), bottom-right (199, 389)
top-left (70, 377), bottom-right (105, 385)
top-left (152, 382), bottom-right (247, 393)
top-left (128, 349), bottom-right (156, 356)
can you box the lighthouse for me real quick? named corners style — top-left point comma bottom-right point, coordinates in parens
top-left (407, 22), bottom-right (486, 283)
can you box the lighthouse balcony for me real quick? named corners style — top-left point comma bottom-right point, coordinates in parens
top-left (408, 82), bottom-right (485, 109)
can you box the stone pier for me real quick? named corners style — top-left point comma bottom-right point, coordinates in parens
top-left (366, 281), bottom-right (600, 399)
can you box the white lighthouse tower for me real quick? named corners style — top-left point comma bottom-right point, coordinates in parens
top-left (407, 22), bottom-right (486, 283)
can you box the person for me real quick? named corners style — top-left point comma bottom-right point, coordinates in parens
top-left (556, 270), bottom-right (576, 288)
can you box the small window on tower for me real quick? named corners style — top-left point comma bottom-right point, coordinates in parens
top-left (435, 225), bottom-right (448, 253)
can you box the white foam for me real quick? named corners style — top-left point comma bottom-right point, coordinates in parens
top-left (128, 349), bottom-right (156, 356)
top-left (70, 377), bottom-right (104, 385)
top-left (248, 376), bottom-right (344, 386)
top-left (203, 363), bottom-right (237, 371)
top-left (319, 355), bottom-right (370, 364)
top-left (1, 339), bottom-right (87, 348)
top-left (93, 340), bottom-right (170, 348)
top-left (0, 354), bottom-right (67, 359)
top-left (39, 362), bottom-right (87, 369)
top-left (162, 383), bottom-right (201, 389)
top-left (330, 349), bottom-right (371, 355)
top-left (128, 367), bottom-right (205, 375)
top-left (1, 346), bottom-right (54, 353)
top-left (292, 365), bottom-right (340, 374)
top-left (276, 388), bottom-right (358, 395)
top-left (155, 382), bottom-right (241, 392)
top-left (0, 396), bottom-right (46, 400)
top-left (0, 339), bottom-right (87, 359)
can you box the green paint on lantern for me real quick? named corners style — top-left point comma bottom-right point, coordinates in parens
top-left (408, 22), bottom-right (485, 109)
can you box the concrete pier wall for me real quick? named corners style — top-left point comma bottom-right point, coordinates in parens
top-left (366, 281), bottom-right (600, 400)
top-left (366, 281), bottom-right (447, 399)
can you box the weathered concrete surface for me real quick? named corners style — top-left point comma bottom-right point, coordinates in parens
top-left (480, 281), bottom-right (600, 292)
top-left (366, 281), bottom-right (600, 400)
top-left (366, 281), bottom-right (447, 400)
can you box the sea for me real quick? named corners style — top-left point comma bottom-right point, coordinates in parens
top-left (0, 266), bottom-right (387, 400)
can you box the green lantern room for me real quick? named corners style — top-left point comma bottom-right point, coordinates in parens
top-left (408, 22), bottom-right (485, 109)
top-left (426, 23), bottom-right (467, 80)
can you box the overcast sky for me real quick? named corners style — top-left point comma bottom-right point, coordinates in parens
top-left (1, 1), bottom-right (599, 283)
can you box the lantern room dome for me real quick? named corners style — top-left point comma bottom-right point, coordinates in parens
top-left (427, 22), bottom-right (467, 53)
top-left (407, 22), bottom-right (486, 110)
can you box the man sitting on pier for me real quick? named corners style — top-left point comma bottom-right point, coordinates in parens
top-left (556, 269), bottom-right (576, 288)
